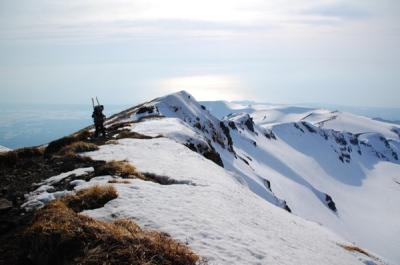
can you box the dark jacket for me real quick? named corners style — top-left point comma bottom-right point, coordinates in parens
top-left (92, 105), bottom-right (105, 124)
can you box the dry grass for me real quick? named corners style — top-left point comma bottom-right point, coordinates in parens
top-left (45, 136), bottom-right (78, 155)
top-left (59, 141), bottom-right (99, 155)
top-left (108, 179), bottom-right (132, 184)
top-left (115, 130), bottom-right (153, 140)
top-left (0, 147), bottom-right (44, 167)
top-left (62, 185), bottom-right (118, 212)
top-left (22, 198), bottom-right (201, 265)
top-left (339, 244), bottom-right (372, 258)
top-left (95, 160), bottom-right (145, 179)
top-left (106, 140), bottom-right (119, 145)
top-left (44, 130), bottom-right (91, 156)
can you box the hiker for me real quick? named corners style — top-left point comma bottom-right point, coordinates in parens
top-left (92, 99), bottom-right (106, 138)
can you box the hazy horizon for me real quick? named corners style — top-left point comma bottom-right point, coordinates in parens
top-left (1, 99), bottom-right (399, 149)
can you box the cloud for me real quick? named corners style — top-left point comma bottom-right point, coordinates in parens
top-left (156, 74), bottom-right (250, 101)
top-left (303, 3), bottom-right (370, 21)
top-left (0, 0), bottom-right (335, 44)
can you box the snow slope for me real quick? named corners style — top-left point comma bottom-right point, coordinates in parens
top-left (20, 91), bottom-right (399, 264)
top-left (200, 101), bottom-right (400, 140)
top-left (102, 91), bottom-right (400, 263)
top-left (199, 100), bottom-right (255, 119)
top-left (26, 137), bottom-right (388, 265)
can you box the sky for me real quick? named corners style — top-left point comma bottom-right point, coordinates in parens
top-left (0, 0), bottom-right (399, 107)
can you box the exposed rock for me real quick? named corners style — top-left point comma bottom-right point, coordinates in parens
top-left (333, 133), bottom-right (347, 146)
top-left (325, 194), bottom-right (337, 212)
top-left (302, 122), bottom-right (317, 133)
top-left (220, 122), bottom-right (234, 152)
top-left (238, 156), bottom-right (249, 165)
top-left (244, 117), bottom-right (255, 132)
top-left (245, 155), bottom-right (253, 161)
top-left (264, 130), bottom-right (277, 140)
top-left (320, 131), bottom-right (329, 140)
top-left (283, 201), bottom-right (291, 213)
top-left (294, 123), bottom-right (305, 133)
top-left (0, 199), bottom-right (12, 212)
top-left (228, 121), bottom-right (237, 130)
top-left (203, 150), bottom-right (224, 167)
top-left (136, 105), bottom-right (156, 114)
top-left (185, 142), bottom-right (198, 152)
top-left (349, 136), bottom-right (359, 145)
top-left (263, 179), bottom-right (271, 191)
top-left (171, 106), bottom-right (180, 112)
top-left (194, 122), bottom-right (202, 130)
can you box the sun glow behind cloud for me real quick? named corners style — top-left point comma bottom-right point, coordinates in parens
top-left (0, 0), bottom-right (399, 107)
top-left (157, 75), bottom-right (248, 101)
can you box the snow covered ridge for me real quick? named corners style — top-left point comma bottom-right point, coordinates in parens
top-left (201, 100), bottom-right (400, 141)
top-left (18, 91), bottom-right (397, 263)
top-left (25, 138), bottom-right (390, 265)
top-left (0, 145), bottom-right (11, 152)
top-left (103, 90), bottom-right (400, 263)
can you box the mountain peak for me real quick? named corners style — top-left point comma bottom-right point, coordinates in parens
top-left (3, 92), bottom-right (399, 264)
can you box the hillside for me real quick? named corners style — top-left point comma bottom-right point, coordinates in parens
top-left (0, 90), bottom-right (398, 265)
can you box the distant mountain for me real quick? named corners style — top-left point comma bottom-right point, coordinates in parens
top-left (373, 117), bottom-right (400, 125)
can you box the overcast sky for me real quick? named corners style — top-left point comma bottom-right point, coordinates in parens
top-left (0, 0), bottom-right (399, 107)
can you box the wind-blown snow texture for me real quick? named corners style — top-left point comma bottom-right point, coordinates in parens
top-left (23, 91), bottom-right (399, 264)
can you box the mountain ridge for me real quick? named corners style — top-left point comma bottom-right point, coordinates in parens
top-left (1, 90), bottom-right (399, 264)
top-left (102, 90), bottom-right (400, 263)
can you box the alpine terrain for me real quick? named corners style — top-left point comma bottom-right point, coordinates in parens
top-left (1, 91), bottom-right (399, 265)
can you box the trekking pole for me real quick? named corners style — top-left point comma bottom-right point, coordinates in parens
top-left (96, 97), bottom-right (100, 106)
top-left (91, 98), bottom-right (95, 109)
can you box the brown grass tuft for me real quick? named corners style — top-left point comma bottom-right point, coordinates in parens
top-left (116, 129), bottom-right (153, 140)
top-left (44, 130), bottom-right (91, 156)
top-left (59, 141), bottom-right (99, 155)
top-left (63, 185), bottom-right (118, 212)
top-left (95, 160), bottom-right (145, 179)
top-left (0, 147), bottom-right (44, 167)
top-left (22, 199), bottom-right (201, 265)
top-left (45, 135), bottom-right (78, 155)
top-left (339, 244), bottom-right (372, 258)
top-left (108, 179), bottom-right (132, 184)
top-left (106, 140), bottom-right (119, 145)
